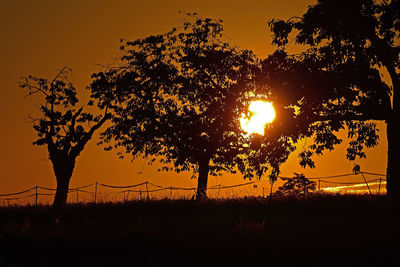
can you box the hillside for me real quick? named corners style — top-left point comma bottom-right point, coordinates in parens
top-left (1, 194), bottom-right (399, 266)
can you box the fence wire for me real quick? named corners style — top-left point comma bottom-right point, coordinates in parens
top-left (0, 171), bottom-right (387, 206)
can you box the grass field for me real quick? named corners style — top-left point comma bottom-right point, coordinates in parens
top-left (1, 194), bottom-right (400, 266)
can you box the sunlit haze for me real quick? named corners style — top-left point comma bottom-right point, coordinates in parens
top-left (240, 101), bottom-right (276, 135)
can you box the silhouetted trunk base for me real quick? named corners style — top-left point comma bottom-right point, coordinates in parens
top-left (386, 119), bottom-right (400, 202)
top-left (196, 157), bottom-right (210, 201)
top-left (52, 164), bottom-right (74, 209)
top-left (53, 177), bottom-right (71, 209)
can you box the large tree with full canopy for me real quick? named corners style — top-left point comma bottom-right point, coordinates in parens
top-left (90, 14), bottom-right (303, 199)
top-left (21, 67), bottom-right (110, 208)
top-left (267, 0), bottom-right (400, 198)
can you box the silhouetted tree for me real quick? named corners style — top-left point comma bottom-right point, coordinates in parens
top-left (21, 67), bottom-right (109, 208)
top-left (90, 14), bottom-right (299, 199)
top-left (274, 173), bottom-right (316, 198)
top-left (268, 0), bottom-right (400, 198)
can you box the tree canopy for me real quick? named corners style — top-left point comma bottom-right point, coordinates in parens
top-left (22, 67), bottom-right (109, 155)
top-left (89, 14), bottom-right (304, 198)
top-left (274, 173), bottom-right (317, 197)
top-left (267, 0), bottom-right (400, 198)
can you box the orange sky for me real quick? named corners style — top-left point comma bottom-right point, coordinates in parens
top-left (0, 0), bottom-right (388, 200)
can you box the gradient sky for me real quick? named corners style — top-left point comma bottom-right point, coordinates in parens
top-left (0, 0), bottom-right (388, 199)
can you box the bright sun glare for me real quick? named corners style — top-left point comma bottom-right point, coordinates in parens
top-left (240, 101), bottom-right (276, 135)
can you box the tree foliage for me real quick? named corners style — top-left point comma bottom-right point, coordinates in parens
top-left (21, 67), bottom-right (109, 158)
top-left (274, 173), bottom-right (316, 197)
top-left (89, 14), bottom-right (303, 191)
top-left (266, 0), bottom-right (400, 169)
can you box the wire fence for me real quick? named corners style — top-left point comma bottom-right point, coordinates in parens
top-left (0, 171), bottom-right (387, 206)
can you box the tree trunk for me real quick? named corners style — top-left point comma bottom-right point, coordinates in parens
top-left (386, 64), bottom-right (400, 201)
top-left (386, 117), bottom-right (400, 200)
top-left (196, 157), bottom-right (210, 200)
top-left (269, 181), bottom-right (274, 198)
top-left (52, 159), bottom-right (75, 208)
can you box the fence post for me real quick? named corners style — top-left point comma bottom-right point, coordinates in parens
top-left (170, 187), bottom-right (173, 199)
top-left (269, 181), bottom-right (274, 198)
top-left (76, 189), bottom-right (79, 203)
top-left (360, 172), bottom-right (372, 196)
top-left (127, 190), bottom-right (130, 201)
top-left (94, 182), bottom-right (98, 203)
top-left (318, 180), bottom-right (321, 192)
top-left (217, 184), bottom-right (221, 199)
top-left (139, 189), bottom-right (142, 200)
top-left (35, 186), bottom-right (38, 207)
top-left (378, 178), bottom-right (382, 195)
top-left (145, 181), bottom-right (149, 200)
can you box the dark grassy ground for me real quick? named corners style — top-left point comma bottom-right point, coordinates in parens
top-left (1, 194), bottom-right (400, 266)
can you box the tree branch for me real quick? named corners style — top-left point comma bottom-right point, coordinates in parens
top-left (200, 69), bottom-right (224, 92)
top-left (62, 107), bottom-right (84, 154)
top-left (50, 66), bottom-right (70, 87)
top-left (22, 82), bottom-right (50, 98)
top-left (68, 108), bottom-right (110, 159)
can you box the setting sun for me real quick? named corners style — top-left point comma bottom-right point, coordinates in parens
top-left (240, 101), bottom-right (276, 135)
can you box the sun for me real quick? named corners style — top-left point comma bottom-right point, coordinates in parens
top-left (240, 101), bottom-right (276, 135)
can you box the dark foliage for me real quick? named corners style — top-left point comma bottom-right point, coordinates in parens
top-left (275, 173), bottom-right (317, 196)
top-left (89, 14), bottom-right (301, 198)
top-left (267, 0), bottom-right (400, 197)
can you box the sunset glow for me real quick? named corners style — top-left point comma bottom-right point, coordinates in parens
top-left (240, 101), bottom-right (276, 135)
